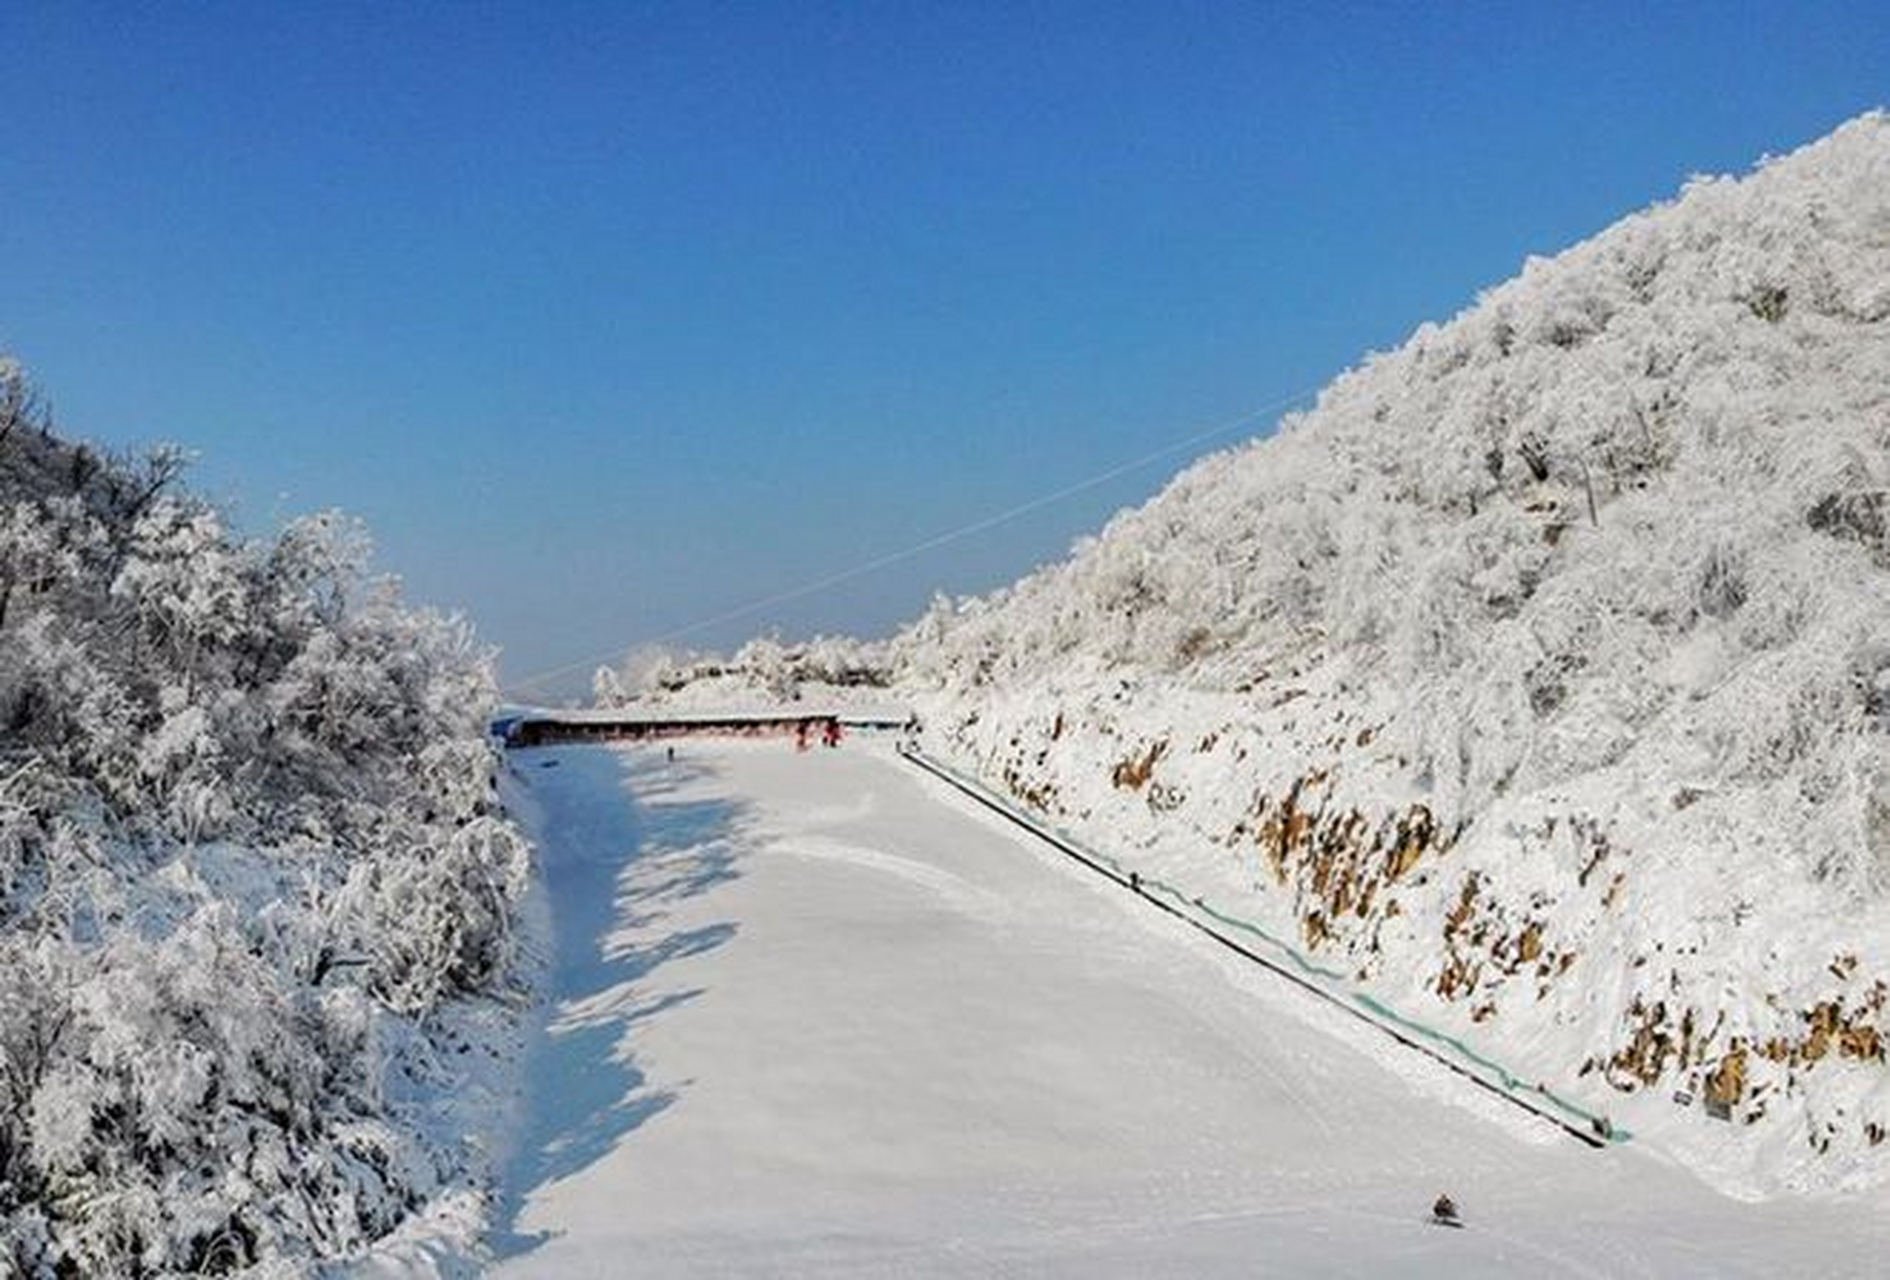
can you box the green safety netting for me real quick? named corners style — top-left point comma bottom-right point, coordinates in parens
top-left (902, 745), bottom-right (1627, 1145)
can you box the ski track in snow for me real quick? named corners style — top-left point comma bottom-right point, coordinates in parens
top-left (772, 834), bottom-right (1005, 916)
top-left (488, 739), bottom-right (1889, 1277)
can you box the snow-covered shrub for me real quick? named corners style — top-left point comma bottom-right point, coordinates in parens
top-left (0, 363), bottom-right (526, 1274)
top-left (336, 815), bottom-right (530, 1015)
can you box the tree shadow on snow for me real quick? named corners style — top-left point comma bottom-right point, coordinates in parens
top-left (491, 745), bottom-right (746, 1263)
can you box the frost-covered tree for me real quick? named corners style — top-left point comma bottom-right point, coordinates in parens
top-left (592, 663), bottom-right (628, 708)
top-left (0, 360), bottom-right (528, 1276)
top-left (596, 634), bottom-right (894, 708)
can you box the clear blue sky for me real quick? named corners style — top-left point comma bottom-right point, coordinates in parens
top-left (3, 2), bottom-right (1881, 693)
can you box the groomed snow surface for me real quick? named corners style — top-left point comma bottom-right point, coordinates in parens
top-left (491, 739), bottom-right (1887, 1276)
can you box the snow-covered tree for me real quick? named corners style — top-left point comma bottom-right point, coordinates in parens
top-left (0, 363), bottom-right (528, 1275)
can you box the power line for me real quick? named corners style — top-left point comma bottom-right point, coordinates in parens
top-left (503, 386), bottom-right (1317, 698)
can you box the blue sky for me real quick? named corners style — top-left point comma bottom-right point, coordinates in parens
top-left (3, 2), bottom-right (1881, 694)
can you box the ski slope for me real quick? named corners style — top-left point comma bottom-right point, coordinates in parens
top-left (491, 739), bottom-right (1887, 1277)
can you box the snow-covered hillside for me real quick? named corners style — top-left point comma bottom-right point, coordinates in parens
top-left (880, 112), bottom-right (1890, 1195)
top-left (0, 365), bottom-right (529, 1276)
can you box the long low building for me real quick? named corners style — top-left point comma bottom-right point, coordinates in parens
top-left (497, 704), bottom-right (914, 748)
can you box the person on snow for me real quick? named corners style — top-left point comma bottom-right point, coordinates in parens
top-left (1431, 1193), bottom-right (1461, 1226)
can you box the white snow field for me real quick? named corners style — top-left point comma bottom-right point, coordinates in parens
top-left (491, 739), bottom-right (1887, 1277)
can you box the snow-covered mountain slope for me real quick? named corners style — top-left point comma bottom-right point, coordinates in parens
top-left (888, 112), bottom-right (1890, 1196)
top-left (0, 366), bottom-right (530, 1276)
